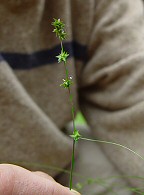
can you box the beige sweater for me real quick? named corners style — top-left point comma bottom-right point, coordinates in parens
top-left (1, 0), bottom-right (144, 190)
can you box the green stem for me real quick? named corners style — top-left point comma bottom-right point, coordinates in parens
top-left (61, 41), bottom-right (63, 49)
top-left (69, 139), bottom-right (76, 190)
top-left (60, 41), bottom-right (76, 190)
top-left (68, 90), bottom-right (76, 131)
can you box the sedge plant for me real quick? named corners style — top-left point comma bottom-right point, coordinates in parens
top-left (52, 18), bottom-right (81, 190)
top-left (52, 18), bottom-right (144, 194)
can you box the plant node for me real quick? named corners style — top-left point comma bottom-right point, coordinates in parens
top-left (70, 130), bottom-right (81, 142)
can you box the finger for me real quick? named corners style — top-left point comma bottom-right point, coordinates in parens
top-left (33, 173), bottom-right (81, 195)
top-left (33, 172), bottom-right (81, 195)
top-left (71, 189), bottom-right (81, 195)
top-left (33, 171), bottom-right (55, 181)
top-left (0, 164), bottom-right (80, 195)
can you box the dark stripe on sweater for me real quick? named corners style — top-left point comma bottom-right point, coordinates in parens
top-left (0, 41), bottom-right (87, 70)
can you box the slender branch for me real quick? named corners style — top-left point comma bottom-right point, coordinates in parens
top-left (80, 137), bottom-right (144, 161)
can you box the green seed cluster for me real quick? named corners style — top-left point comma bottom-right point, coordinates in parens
top-left (56, 50), bottom-right (69, 63)
top-left (60, 78), bottom-right (73, 88)
top-left (52, 18), bottom-right (67, 41)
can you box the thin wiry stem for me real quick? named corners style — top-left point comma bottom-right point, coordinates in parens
top-left (80, 137), bottom-right (144, 161)
top-left (69, 140), bottom-right (76, 190)
top-left (60, 41), bottom-right (76, 190)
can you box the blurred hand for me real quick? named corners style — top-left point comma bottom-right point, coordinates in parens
top-left (0, 164), bottom-right (80, 195)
